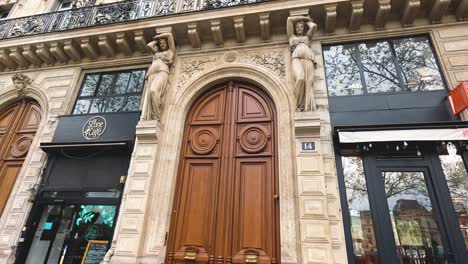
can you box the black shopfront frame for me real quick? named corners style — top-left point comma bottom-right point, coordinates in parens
top-left (16, 195), bottom-right (122, 264)
top-left (336, 144), bottom-right (468, 264)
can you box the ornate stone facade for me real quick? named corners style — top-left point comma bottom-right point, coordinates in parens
top-left (0, 0), bottom-right (467, 263)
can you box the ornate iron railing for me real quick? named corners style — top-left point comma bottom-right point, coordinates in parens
top-left (0, 0), bottom-right (267, 40)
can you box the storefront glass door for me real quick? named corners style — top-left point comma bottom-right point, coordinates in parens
top-left (24, 204), bottom-right (117, 264)
top-left (358, 150), bottom-right (468, 264)
top-left (375, 168), bottom-right (447, 263)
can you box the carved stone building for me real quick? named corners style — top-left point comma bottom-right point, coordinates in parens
top-left (0, 0), bottom-right (467, 264)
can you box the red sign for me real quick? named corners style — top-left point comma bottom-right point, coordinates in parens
top-left (448, 82), bottom-right (468, 115)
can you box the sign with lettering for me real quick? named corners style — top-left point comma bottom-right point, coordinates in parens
top-left (301, 141), bottom-right (316, 151)
top-left (82, 116), bottom-right (107, 140)
top-left (81, 240), bottom-right (108, 264)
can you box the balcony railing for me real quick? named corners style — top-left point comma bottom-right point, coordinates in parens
top-left (0, 0), bottom-right (267, 40)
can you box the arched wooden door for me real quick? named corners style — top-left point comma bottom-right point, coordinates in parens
top-left (166, 82), bottom-right (280, 264)
top-left (0, 99), bottom-right (41, 216)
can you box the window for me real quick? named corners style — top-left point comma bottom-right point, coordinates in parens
top-left (0, 8), bottom-right (11, 19)
top-left (342, 157), bottom-right (379, 263)
top-left (439, 143), bottom-right (468, 249)
top-left (57, 0), bottom-right (73, 11)
top-left (73, 69), bottom-right (146, 115)
top-left (323, 36), bottom-right (445, 96)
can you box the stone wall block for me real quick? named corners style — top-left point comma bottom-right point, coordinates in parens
top-left (298, 176), bottom-right (326, 196)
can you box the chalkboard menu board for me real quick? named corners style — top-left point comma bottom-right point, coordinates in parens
top-left (81, 240), bottom-right (108, 264)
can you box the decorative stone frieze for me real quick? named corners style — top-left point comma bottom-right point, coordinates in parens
top-left (177, 55), bottom-right (219, 88)
top-left (239, 50), bottom-right (286, 79)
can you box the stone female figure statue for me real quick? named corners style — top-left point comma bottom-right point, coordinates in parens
top-left (287, 16), bottom-right (317, 111)
top-left (144, 32), bottom-right (175, 120)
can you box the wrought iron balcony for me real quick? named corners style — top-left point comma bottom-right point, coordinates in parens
top-left (0, 0), bottom-right (267, 40)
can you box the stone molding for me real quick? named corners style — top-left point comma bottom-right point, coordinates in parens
top-left (176, 47), bottom-right (288, 91)
top-left (1, 0), bottom-right (467, 72)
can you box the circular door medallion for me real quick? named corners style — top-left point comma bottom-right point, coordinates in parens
top-left (239, 125), bottom-right (269, 154)
top-left (11, 134), bottom-right (34, 158)
top-left (82, 116), bottom-right (107, 140)
top-left (190, 128), bottom-right (218, 155)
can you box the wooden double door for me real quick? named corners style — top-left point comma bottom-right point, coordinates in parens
top-left (166, 82), bottom-right (280, 264)
top-left (0, 99), bottom-right (41, 216)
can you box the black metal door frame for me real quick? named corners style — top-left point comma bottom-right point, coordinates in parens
top-left (361, 147), bottom-right (465, 264)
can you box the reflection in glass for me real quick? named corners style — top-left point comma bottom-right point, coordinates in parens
top-left (394, 37), bottom-right (444, 92)
top-left (97, 74), bottom-right (115, 95)
top-left (72, 69), bottom-right (146, 115)
top-left (358, 41), bottom-right (400, 93)
top-left (128, 70), bottom-right (145, 93)
top-left (323, 36), bottom-right (445, 96)
top-left (382, 171), bottom-right (446, 263)
top-left (342, 157), bottom-right (378, 263)
top-left (114, 72), bottom-right (131, 94)
top-left (105, 96), bottom-right (125, 112)
top-left (323, 45), bottom-right (363, 96)
top-left (439, 143), bottom-right (468, 249)
top-left (79, 74), bottom-right (99, 96)
top-left (73, 99), bottom-right (91, 114)
top-left (123, 96), bottom-right (141, 112)
top-left (89, 98), bottom-right (106, 113)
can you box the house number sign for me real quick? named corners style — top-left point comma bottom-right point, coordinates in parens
top-left (82, 116), bottom-right (107, 140)
top-left (301, 141), bottom-right (316, 151)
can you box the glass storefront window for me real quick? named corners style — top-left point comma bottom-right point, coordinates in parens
top-left (393, 37), bottom-right (444, 92)
top-left (72, 69), bottom-right (146, 115)
top-left (382, 171), bottom-right (446, 263)
top-left (323, 45), bottom-right (364, 96)
top-left (439, 143), bottom-right (468, 249)
top-left (358, 41), bottom-right (400, 93)
top-left (25, 204), bottom-right (117, 264)
top-left (323, 36), bottom-right (445, 96)
top-left (342, 157), bottom-right (378, 263)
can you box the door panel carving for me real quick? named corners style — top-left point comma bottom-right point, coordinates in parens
top-left (166, 82), bottom-right (279, 264)
top-left (0, 99), bottom-right (41, 216)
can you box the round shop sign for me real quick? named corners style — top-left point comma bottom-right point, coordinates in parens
top-left (82, 116), bottom-right (107, 140)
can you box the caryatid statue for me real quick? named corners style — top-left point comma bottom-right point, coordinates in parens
top-left (287, 15), bottom-right (318, 111)
top-left (144, 32), bottom-right (175, 120)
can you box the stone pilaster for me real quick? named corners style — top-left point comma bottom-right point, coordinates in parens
top-left (110, 120), bottom-right (160, 263)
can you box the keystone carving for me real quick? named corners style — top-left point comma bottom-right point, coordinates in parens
top-left (12, 73), bottom-right (32, 97)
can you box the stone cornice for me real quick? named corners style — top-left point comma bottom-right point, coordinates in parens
top-left (0, 0), bottom-right (466, 72)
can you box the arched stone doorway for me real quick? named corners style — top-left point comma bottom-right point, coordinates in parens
top-left (165, 81), bottom-right (280, 263)
top-left (0, 99), bottom-right (41, 216)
